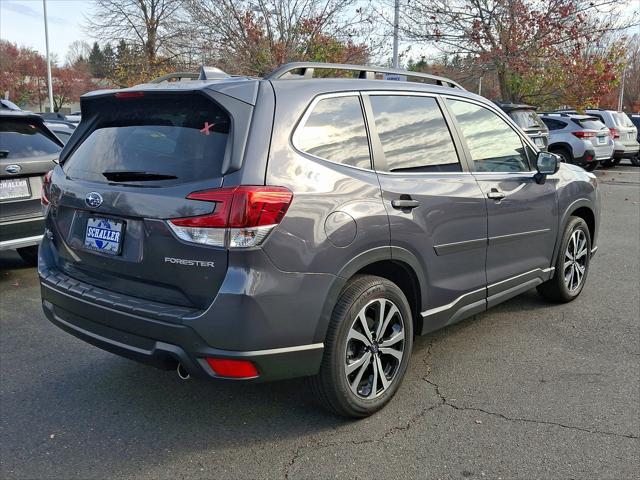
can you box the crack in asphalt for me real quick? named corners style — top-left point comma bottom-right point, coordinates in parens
top-left (284, 334), bottom-right (638, 478)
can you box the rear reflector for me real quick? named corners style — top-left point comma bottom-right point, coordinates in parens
top-left (168, 186), bottom-right (293, 248)
top-left (205, 358), bottom-right (259, 379)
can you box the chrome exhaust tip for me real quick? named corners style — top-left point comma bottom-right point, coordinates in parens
top-left (177, 363), bottom-right (190, 380)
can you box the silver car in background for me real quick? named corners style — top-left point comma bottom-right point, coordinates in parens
top-left (540, 113), bottom-right (613, 171)
top-left (584, 109), bottom-right (639, 166)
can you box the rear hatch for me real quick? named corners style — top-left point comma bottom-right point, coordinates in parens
top-left (570, 117), bottom-right (612, 159)
top-left (48, 90), bottom-right (247, 310)
top-left (506, 108), bottom-right (549, 150)
top-left (613, 112), bottom-right (639, 150)
top-left (1, 115), bottom-right (61, 224)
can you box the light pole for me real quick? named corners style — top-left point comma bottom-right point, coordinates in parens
top-left (618, 64), bottom-right (626, 112)
top-left (392, 0), bottom-right (400, 68)
top-left (43, 0), bottom-right (54, 112)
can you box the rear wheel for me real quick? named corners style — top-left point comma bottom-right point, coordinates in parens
top-left (583, 161), bottom-right (599, 171)
top-left (537, 217), bottom-right (591, 303)
top-left (16, 246), bottom-right (39, 266)
top-left (311, 275), bottom-right (413, 417)
top-left (630, 155), bottom-right (640, 167)
top-left (600, 158), bottom-right (614, 168)
top-left (550, 149), bottom-right (572, 164)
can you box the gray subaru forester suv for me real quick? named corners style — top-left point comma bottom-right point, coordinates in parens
top-left (39, 63), bottom-right (600, 417)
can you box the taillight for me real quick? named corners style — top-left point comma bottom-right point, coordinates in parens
top-left (41, 170), bottom-right (53, 206)
top-left (168, 186), bottom-right (293, 248)
top-left (572, 131), bottom-right (597, 139)
top-left (114, 91), bottom-right (145, 99)
top-left (205, 358), bottom-right (259, 379)
top-left (609, 128), bottom-right (620, 139)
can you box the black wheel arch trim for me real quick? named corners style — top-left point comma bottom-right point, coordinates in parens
top-left (312, 246), bottom-right (427, 344)
top-left (551, 198), bottom-right (596, 266)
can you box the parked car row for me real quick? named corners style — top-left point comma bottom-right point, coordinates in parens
top-left (494, 101), bottom-right (640, 170)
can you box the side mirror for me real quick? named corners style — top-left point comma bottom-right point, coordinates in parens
top-left (534, 151), bottom-right (559, 184)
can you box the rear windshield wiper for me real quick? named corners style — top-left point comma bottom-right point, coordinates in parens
top-left (102, 171), bottom-right (178, 182)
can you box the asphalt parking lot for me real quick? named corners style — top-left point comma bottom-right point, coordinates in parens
top-left (1, 165), bottom-right (638, 480)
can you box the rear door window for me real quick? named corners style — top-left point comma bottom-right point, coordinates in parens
top-left (369, 95), bottom-right (461, 172)
top-left (447, 99), bottom-right (530, 172)
top-left (295, 95), bottom-right (371, 169)
top-left (0, 120), bottom-right (62, 159)
top-left (63, 94), bottom-right (230, 185)
top-left (508, 110), bottom-right (545, 130)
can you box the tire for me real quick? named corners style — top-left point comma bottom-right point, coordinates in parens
top-left (611, 158), bottom-right (621, 166)
top-left (550, 149), bottom-right (572, 165)
top-left (537, 217), bottom-right (591, 303)
top-left (16, 246), bottom-right (39, 266)
top-left (583, 161), bottom-right (599, 171)
top-left (600, 158), bottom-right (614, 168)
top-left (630, 155), bottom-right (640, 167)
top-left (310, 274), bottom-right (414, 418)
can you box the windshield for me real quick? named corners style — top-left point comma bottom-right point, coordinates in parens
top-left (63, 94), bottom-right (230, 185)
top-left (0, 119), bottom-right (62, 158)
top-left (508, 109), bottom-right (546, 130)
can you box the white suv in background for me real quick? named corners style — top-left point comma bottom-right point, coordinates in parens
top-left (584, 109), bottom-right (639, 167)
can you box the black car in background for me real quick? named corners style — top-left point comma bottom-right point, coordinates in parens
top-left (494, 102), bottom-right (549, 151)
top-left (0, 110), bottom-right (63, 264)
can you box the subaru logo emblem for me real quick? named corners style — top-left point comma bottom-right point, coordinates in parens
top-left (85, 192), bottom-right (103, 208)
top-left (5, 164), bottom-right (21, 174)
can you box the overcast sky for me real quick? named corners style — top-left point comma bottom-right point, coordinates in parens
top-left (1, 0), bottom-right (91, 60)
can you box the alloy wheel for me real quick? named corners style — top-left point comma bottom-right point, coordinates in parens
top-left (344, 298), bottom-right (405, 399)
top-left (564, 229), bottom-right (588, 292)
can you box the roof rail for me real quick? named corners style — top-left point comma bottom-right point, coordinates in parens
top-left (149, 66), bottom-right (230, 84)
top-left (149, 72), bottom-right (199, 83)
top-left (265, 62), bottom-right (465, 90)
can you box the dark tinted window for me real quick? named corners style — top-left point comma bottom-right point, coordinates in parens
top-left (541, 118), bottom-right (567, 131)
top-left (508, 109), bottom-right (545, 130)
top-left (448, 100), bottom-right (530, 172)
top-left (0, 120), bottom-right (62, 159)
top-left (296, 95), bottom-right (371, 169)
top-left (369, 95), bottom-right (460, 172)
top-left (63, 95), bottom-right (229, 185)
top-left (572, 118), bottom-right (607, 130)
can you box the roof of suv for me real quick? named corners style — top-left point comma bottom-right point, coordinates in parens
top-left (81, 62), bottom-right (475, 107)
top-left (541, 113), bottom-right (598, 121)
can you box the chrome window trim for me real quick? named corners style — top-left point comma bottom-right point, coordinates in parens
top-left (291, 91), bottom-right (375, 172)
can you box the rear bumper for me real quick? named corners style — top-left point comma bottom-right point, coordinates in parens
top-left (41, 281), bottom-right (324, 382)
top-left (0, 217), bottom-right (44, 251)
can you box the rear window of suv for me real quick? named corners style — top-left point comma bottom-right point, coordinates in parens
top-left (507, 109), bottom-right (546, 130)
top-left (0, 119), bottom-right (62, 159)
top-left (63, 94), bottom-right (230, 185)
top-left (572, 118), bottom-right (606, 130)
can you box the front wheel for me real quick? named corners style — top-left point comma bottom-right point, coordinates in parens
top-left (537, 217), bottom-right (591, 303)
top-left (311, 275), bottom-right (413, 417)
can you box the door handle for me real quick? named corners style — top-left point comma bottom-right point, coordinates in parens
top-left (391, 199), bottom-right (420, 210)
top-left (487, 188), bottom-right (506, 200)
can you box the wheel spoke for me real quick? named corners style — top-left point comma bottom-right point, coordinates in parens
top-left (347, 328), bottom-right (371, 347)
top-left (575, 248), bottom-right (588, 260)
top-left (346, 351), bottom-right (371, 375)
top-left (563, 260), bottom-right (573, 271)
top-left (356, 312), bottom-right (374, 345)
top-left (368, 359), bottom-right (378, 398)
top-left (350, 355), bottom-right (370, 393)
top-left (374, 299), bottom-right (386, 339)
top-left (381, 329), bottom-right (404, 347)
top-left (377, 304), bottom-right (398, 340)
top-left (380, 347), bottom-right (402, 361)
top-left (375, 356), bottom-right (390, 390)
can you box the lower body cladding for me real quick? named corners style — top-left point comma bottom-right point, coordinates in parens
top-left (38, 241), bottom-right (333, 382)
top-left (0, 217), bottom-right (44, 251)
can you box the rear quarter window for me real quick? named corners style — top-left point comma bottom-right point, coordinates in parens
top-left (63, 94), bottom-right (230, 185)
top-left (0, 119), bottom-right (62, 159)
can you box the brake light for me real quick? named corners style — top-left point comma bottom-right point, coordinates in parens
top-left (609, 128), bottom-right (620, 139)
top-left (41, 170), bottom-right (53, 206)
top-left (205, 358), bottom-right (259, 379)
top-left (114, 91), bottom-right (145, 99)
top-left (572, 131), bottom-right (597, 139)
top-left (168, 186), bottom-right (293, 248)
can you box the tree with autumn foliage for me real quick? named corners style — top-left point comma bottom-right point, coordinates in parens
top-left (51, 65), bottom-right (94, 112)
top-left (0, 41), bottom-right (48, 110)
top-left (398, 0), bottom-right (636, 109)
top-left (183, 0), bottom-right (374, 76)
